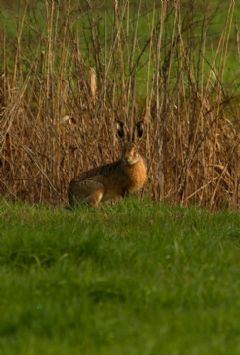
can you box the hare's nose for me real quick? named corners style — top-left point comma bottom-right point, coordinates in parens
top-left (125, 155), bottom-right (131, 163)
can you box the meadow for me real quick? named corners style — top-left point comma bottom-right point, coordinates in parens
top-left (1, 197), bottom-right (240, 355)
top-left (1, 2), bottom-right (240, 354)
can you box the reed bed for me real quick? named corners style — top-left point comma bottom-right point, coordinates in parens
top-left (0, 0), bottom-right (239, 208)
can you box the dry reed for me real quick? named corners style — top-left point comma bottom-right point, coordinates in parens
top-left (0, 0), bottom-right (239, 208)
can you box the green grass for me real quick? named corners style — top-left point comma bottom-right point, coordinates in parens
top-left (1, 198), bottom-right (240, 354)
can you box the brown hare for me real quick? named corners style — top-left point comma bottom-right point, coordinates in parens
top-left (68, 120), bottom-right (147, 207)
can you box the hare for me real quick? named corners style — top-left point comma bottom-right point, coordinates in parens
top-left (68, 120), bottom-right (147, 207)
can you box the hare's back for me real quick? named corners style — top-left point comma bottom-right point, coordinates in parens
top-left (72, 160), bottom-right (122, 183)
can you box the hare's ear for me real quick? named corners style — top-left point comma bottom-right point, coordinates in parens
top-left (116, 121), bottom-right (125, 139)
top-left (133, 120), bottom-right (144, 141)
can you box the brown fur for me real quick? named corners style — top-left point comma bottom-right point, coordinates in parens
top-left (68, 122), bottom-right (147, 207)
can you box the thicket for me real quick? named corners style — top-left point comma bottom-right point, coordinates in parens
top-left (0, 0), bottom-right (239, 208)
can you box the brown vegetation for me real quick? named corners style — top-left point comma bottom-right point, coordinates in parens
top-left (0, 0), bottom-right (239, 208)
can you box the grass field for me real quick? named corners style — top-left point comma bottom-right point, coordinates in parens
top-left (1, 198), bottom-right (240, 354)
top-left (1, 3), bottom-right (240, 352)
